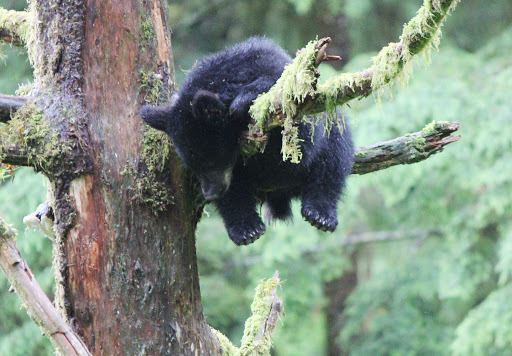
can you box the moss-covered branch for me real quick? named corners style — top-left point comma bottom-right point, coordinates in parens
top-left (244, 0), bottom-right (461, 159)
top-left (0, 102), bottom-right (88, 174)
top-left (352, 121), bottom-right (460, 175)
top-left (0, 216), bottom-right (91, 356)
top-left (0, 94), bottom-right (26, 123)
top-left (211, 271), bottom-right (282, 356)
top-left (0, 8), bottom-right (31, 46)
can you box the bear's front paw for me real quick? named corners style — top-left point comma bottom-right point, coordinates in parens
top-left (227, 220), bottom-right (266, 246)
top-left (301, 207), bottom-right (338, 232)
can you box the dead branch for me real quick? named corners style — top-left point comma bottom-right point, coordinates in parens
top-left (0, 216), bottom-right (91, 356)
top-left (0, 94), bottom-right (26, 123)
top-left (352, 121), bottom-right (460, 175)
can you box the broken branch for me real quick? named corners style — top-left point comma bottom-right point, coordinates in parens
top-left (0, 94), bottom-right (26, 123)
top-left (0, 216), bottom-right (91, 356)
top-left (352, 121), bottom-right (460, 175)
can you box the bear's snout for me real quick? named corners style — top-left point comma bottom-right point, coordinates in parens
top-left (199, 169), bottom-right (232, 201)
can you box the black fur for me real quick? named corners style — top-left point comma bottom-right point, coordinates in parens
top-left (141, 37), bottom-right (354, 246)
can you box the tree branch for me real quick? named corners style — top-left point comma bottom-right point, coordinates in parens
top-left (352, 121), bottom-right (460, 175)
top-left (232, 229), bottom-right (442, 268)
top-left (0, 94), bottom-right (26, 123)
top-left (0, 216), bottom-right (91, 356)
top-left (0, 8), bottom-right (31, 46)
top-left (211, 271), bottom-right (282, 356)
top-left (243, 0), bottom-right (461, 157)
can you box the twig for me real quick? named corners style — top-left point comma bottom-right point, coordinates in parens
top-left (352, 121), bottom-right (460, 175)
top-left (0, 94), bottom-right (26, 123)
top-left (0, 216), bottom-right (91, 356)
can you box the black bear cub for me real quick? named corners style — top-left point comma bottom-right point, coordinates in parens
top-left (141, 37), bottom-right (354, 246)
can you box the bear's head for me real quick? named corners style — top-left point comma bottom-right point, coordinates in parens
top-left (141, 90), bottom-right (245, 201)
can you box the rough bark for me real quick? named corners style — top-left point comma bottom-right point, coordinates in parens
top-left (20, 0), bottom-right (220, 354)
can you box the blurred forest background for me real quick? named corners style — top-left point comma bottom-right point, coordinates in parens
top-left (1, 0), bottom-right (512, 355)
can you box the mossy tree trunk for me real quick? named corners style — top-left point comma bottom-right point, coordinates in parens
top-left (19, 0), bottom-right (220, 354)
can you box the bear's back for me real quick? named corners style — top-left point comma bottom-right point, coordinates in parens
top-left (178, 37), bottom-right (292, 106)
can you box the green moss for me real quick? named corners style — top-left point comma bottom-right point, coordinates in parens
top-left (140, 70), bottom-right (164, 105)
top-left (208, 276), bottom-right (280, 355)
top-left (421, 121), bottom-right (439, 136)
top-left (413, 135), bottom-right (427, 151)
top-left (0, 8), bottom-right (32, 45)
top-left (121, 128), bottom-right (174, 214)
top-left (211, 328), bottom-right (238, 356)
top-left (0, 217), bottom-right (17, 241)
top-left (248, 40), bottom-right (319, 162)
top-left (0, 104), bottom-right (73, 174)
top-left (238, 277), bottom-right (279, 355)
top-left (141, 18), bottom-right (154, 43)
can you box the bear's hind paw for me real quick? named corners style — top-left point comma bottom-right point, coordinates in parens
top-left (228, 221), bottom-right (266, 246)
top-left (301, 207), bottom-right (338, 232)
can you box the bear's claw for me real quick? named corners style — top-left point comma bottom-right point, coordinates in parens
top-left (301, 207), bottom-right (338, 232)
top-left (228, 220), bottom-right (266, 246)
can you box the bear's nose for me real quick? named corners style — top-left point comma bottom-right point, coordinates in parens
top-left (201, 183), bottom-right (228, 201)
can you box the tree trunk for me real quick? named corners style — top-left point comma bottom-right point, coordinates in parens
top-left (30, 0), bottom-right (219, 354)
top-left (324, 253), bottom-right (358, 356)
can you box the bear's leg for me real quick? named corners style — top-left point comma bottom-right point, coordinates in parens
top-left (215, 183), bottom-right (265, 246)
top-left (265, 192), bottom-right (293, 222)
top-left (301, 153), bottom-right (351, 232)
top-left (301, 178), bottom-right (342, 232)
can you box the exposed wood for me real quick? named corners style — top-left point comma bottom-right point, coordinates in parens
top-left (0, 216), bottom-right (91, 356)
top-left (0, 94), bottom-right (26, 123)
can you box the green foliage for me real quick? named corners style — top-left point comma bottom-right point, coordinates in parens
top-left (335, 27), bottom-right (512, 354)
top-left (451, 285), bottom-right (512, 356)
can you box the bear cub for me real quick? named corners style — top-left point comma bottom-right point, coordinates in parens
top-left (141, 37), bottom-right (354, 246)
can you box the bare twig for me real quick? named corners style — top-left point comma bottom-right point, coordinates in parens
top-left (0, 216), bottom-right (91, 356)
top-left (352, 121), bottom-right (460, 175)
top-left (0, 94), bottom-right (26, 123)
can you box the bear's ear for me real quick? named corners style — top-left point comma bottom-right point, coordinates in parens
top-left (141, 104), bottom-right (171, 132)
top-left (191, 90), bottom-right (226, 123)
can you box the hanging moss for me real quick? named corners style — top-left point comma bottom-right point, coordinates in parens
top-left (248, 40), bottom-right (318, 162)
top-left (0, 8), bottom-right (32, 45)
top-left (245, 0), bottom-right (460, 163)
